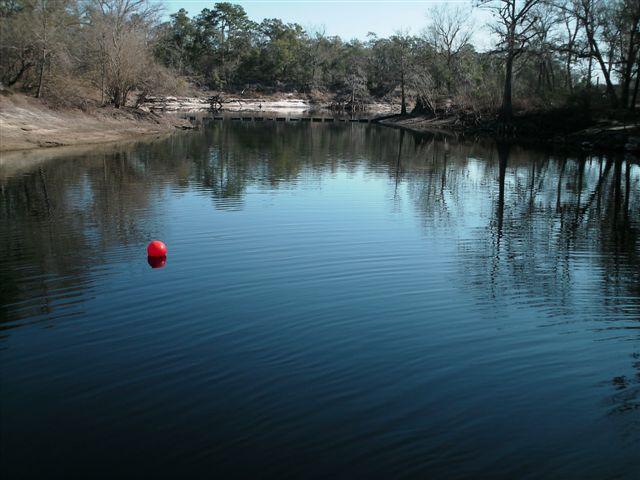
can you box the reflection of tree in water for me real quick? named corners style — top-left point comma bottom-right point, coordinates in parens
top-left (405, 139), bottom-right (640, 419)
top-left (384, 127), bottom-right (639, 419)
top-left (0, 124), bottom-right (409, 326)
top-left (0, 139), bottom-right (197, 326)
top-left (2, 126), bottom-right (639, 416)
top-left (205, 123), bottom-right (638, 330)
top-left (406, 136), bottom-right (474, 230)
top-left (189, 122), bottom-right (414, 210)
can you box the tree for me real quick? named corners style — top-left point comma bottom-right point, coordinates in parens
top-left (32, 0), bottom-right (74, 97)
top-left (528, 3), bottom-right (561, 94)
top-left (426, 5), bottom-right (473, 94)
top-left (611, 0), bottom-right (640, 108)
top-left (83, 0), bottom-right (160, 107)
top-left (389, 32), bottom-right (414, 115)
top-left (566, 0), bottom-right (620, 108)
top-left (255, 18), bottom-right (309, 88)
top-left (0, 0), bottom-right (76, 97)
top-left (0, 1), bottom-right (38, 87)
top-left (154, 9), bottom-right (196, 75)
top-left (480, 0), bottom-right (544, 121)
top-left (193, 2), bottom-right (254, 88)
top-left (556, 0), bottom-right (582, 93)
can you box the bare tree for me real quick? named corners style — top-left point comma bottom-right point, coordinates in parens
top-left (0, 3), bottom-right (37, 87)
top-left (566, 0), bottom-right (620, 107)
top-left (556, 1), bottom-right (582, 92)
top-left (33, 0), bottom-right (70, 98)
top-left (426, 5), bottom-right (474, 94)
top-left (479, 0), bottom-right (543, 121)
top-left (83, 0), bottom-right (160, 107)
top-left (530, 3), bottom-right (561, 93)
top-left (613, 0), bottom-right (640, 108)
top-left (0, 0), bottom-right (75, 97)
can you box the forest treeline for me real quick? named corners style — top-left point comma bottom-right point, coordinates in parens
top-left (0, 0), bottom-right (638, 120)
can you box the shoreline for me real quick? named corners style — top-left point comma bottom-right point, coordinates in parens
top-left (0, 133), bottom-right (196, 177)
top-left (378, 113), bottom-right (640, 154)
top-left (2, 92), bottom-right (638, 156)
top-left (0, 94), bottom-right (192, 153)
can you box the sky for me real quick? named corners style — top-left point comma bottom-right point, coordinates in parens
top-left (162, 1), bottom-right (494, 49)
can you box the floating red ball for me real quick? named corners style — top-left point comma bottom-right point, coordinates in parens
top-left (147, 240), bottom-right (168, 257)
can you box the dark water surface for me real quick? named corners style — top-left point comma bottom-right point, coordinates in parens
top-left (1, 122), bottom-right (639, 479)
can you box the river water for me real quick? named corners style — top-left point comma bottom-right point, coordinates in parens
top-left (1, 121), bottom-right (639, 479)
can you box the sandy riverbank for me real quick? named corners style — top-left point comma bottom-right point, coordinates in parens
top-left (0, 94), bottom-right (191, 152)
top-left (0, 92), bottom-right (400, 153)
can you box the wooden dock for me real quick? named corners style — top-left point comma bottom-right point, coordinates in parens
top-left (199, 116), bottom-right (372, 123)
top-left (206, 116), bottom-right (372, 123)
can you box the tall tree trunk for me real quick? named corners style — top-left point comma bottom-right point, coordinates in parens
top-left (36, 5), bottom-right (48, 99)
top-left (113, 85), bottom-right (121, 108)
top-left (631, 59), bottom-right (639, 110)
top-left (101, 63), bottom-right (105, 105)
top-left (585, 49), bottom-right (593, 109)
top-left (565, 18), bottom-right (579, 93)
top-left (587, 50), bottom-right (593, 91)
top-left (400, 69), bottom-right (407, 115)
top-left (585, 26), bottom-right (619, 108)
top-left (537, 61), bottom-right (543, 93)
top-left (446, 54), bottom-right (452, 95)
top-left (501, 54), bottom-right (514, 122)
top-left (219, 24), bottom-right (226, 86)
top-left (36, 48), bottom-right (46, 98)
top-left (621, 22), bottom-right (639, 109)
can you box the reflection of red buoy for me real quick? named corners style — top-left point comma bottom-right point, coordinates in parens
top-left (147, 255), bottom-right (167, 269)
top-left (147, 240), bottom-right (167, 257)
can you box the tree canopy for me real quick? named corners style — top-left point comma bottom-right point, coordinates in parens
top-left (1, 0), bottom-right (638, 114)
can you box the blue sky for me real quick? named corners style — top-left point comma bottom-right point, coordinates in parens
top-left (161, 1), bottom-right (492, 48)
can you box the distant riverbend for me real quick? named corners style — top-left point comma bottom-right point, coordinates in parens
top-left (141, 93), bottom-right (399, 115)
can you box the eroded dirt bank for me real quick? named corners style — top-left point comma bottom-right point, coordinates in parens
top-left (0, 94), bottom-right (191, 152)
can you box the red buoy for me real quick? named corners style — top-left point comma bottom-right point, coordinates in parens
top-left (147, 240), bottom-right (168, 257)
